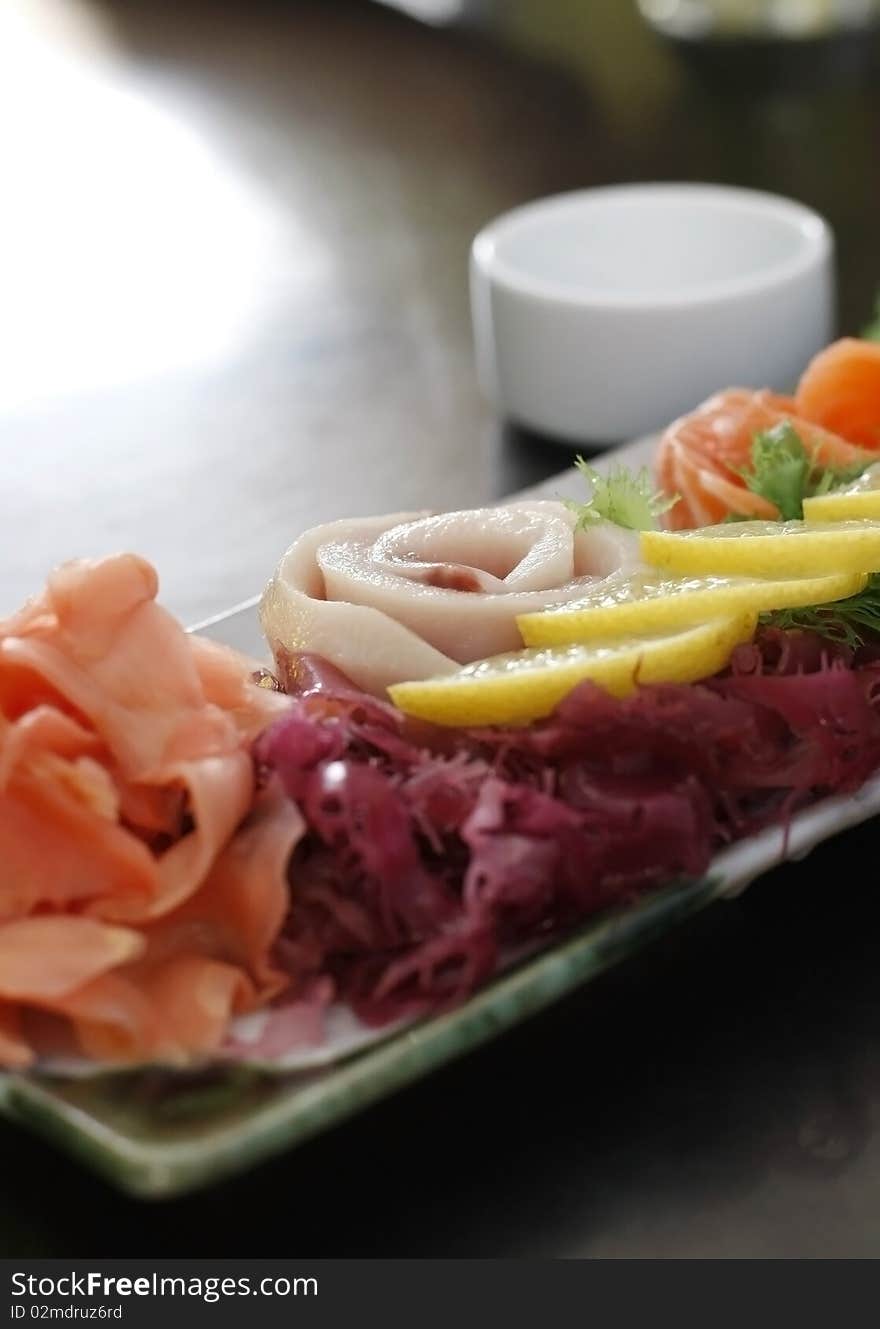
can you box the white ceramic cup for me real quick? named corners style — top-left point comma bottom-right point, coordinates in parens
top-left (470, 183), bottom-right (834, 444)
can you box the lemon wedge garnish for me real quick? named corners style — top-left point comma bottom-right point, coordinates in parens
top-left (641, 521), bottom-right (880, 578)
top-left (388, 614), bottom-right (755, 727)
top-left (517, 569), bottom-right (865, 646)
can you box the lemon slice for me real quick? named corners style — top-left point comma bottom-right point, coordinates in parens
top-left (641, 521), bottom-right (880, 579)
top-left (388, 614), bottom-right (755, 727)
top-left (803, 468), bottom-right (880, 522)
top-left (804, 490), bottom-right (880, 521)
top-left (516, 569), bottom-right (865, 646)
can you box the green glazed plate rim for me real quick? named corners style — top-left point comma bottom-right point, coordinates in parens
top-left (0, 874), bottom-right (720, 1198)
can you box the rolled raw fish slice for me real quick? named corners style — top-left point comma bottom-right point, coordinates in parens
top-left (260, 502), bottom-right (641, 696)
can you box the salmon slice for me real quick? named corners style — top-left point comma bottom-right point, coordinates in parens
top-left (0, 553), bottom-right (300, 1069)
top-left (0, 1003), bottom-right (32, 1069)
top-left (795, 338), bottom-right (880, 450)
top-left (657, 388), bottom-right (873, 529)
top-left (660, 438), bottom-right (777, 530)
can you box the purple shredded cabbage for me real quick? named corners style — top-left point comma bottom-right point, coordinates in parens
top-left (256, 632), bottom-right (880, 1025)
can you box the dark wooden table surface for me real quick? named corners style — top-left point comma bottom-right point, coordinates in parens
top-left (2, 0), bottom-right (880, 1257)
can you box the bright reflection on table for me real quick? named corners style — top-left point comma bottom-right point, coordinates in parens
top-left (0, 0), bottom-right (330, 413)
top-left (374, 0), bottom-right (467, 24)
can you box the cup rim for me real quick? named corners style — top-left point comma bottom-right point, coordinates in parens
top-left (471, 183), bottom-right (832, 312)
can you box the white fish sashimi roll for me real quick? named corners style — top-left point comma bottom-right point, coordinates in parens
top-left (260, 502), bottom-right (642, 696)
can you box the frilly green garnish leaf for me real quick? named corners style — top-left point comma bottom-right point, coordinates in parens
top-left (739, 423), bottom-right (810, 520)
top-left (566, 457), bottom-right (679, 532)
top-left (761, 573), bottom-right (880, 650)
top-left (863, 292), bottom-right (880, 343)
top-left (733, 422), bottom-right (871, 521)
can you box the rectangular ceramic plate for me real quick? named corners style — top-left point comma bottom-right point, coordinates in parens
top-left (4, 435), bottom-right (880, 1198)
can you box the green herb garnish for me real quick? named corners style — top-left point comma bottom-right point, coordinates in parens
top-left (740, 423), bottom-right (811, 520)
top-left (761, 573), bottom-right (880, 650)
top-left (733, 422), bottom-right (871, 521)
top-left (863, 292), bottom-right (880, 343)
top-left (566, 457), bottom-right (678, 531)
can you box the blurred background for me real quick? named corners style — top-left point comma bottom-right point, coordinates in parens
top-left (1, 0), bottom-right (879, 624)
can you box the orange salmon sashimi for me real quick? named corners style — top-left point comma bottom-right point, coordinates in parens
top-left (657, 388), bottom-right (873, 530)
top-left (0, 554), bottom-right (302, 1069)
top-left (795, 337), bottom-right (880, 451)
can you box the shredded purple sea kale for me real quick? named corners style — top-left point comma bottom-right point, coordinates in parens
top-left (256, 634), bottom-right (880, 1025)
